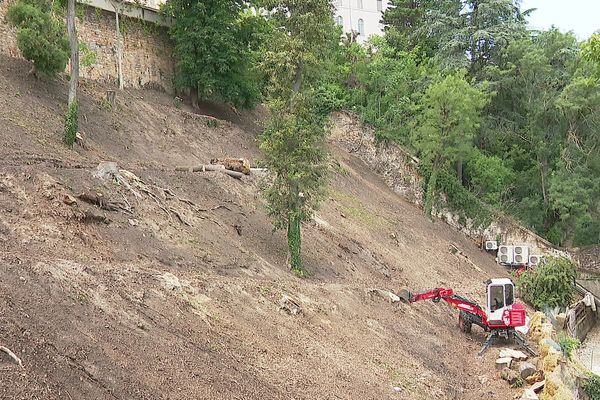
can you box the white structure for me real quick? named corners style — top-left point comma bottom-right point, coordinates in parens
top-left (333, 0), bottom-right (390, 43)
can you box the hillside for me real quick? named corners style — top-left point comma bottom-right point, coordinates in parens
top-left (0, 54), bottom-right (520, 399)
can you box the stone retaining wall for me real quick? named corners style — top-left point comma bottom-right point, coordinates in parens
top-left (0, 1), bottom-right (173, 92)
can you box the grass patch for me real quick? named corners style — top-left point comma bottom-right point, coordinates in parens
top-left (329, 189), bottom-right (388, 227)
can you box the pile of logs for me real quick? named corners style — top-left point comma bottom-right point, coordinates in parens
top-left (175, 158), bottom-right (267, 180)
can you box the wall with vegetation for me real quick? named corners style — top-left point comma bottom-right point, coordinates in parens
top-left (0, 1), bottom-right (173, 91)
top-left (330, 111), bottom-right (568, 256)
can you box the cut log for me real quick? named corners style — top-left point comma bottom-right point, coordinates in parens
top-left (175, 165), bottom-right (243, 179)
top-left (519, 362), bottom-right (536, 380)
top-left (496, 357), bottom-right (512, 370)
top-left (210, 158), bottom-right (250, 175)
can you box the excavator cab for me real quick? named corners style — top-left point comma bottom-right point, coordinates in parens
top-left (486, 278), bottom-right (524, 328)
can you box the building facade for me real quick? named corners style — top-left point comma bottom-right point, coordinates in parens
top-left (333, 0), bottom-right (390, 43)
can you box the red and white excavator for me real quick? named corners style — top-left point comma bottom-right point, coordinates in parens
top-left (398, 278), bottom-right (538, 356)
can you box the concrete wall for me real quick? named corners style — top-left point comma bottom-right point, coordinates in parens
top-left (0, 1), bottom-right (174, 92)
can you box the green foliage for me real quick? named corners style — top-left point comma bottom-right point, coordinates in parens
top-left (557, 332), bottom-right (580, 359)
top-left (173, 96), bottom-right (182, 109)
top-left (261, 96), bottom-right (329, 229)
top-left (411, 71), bottom-right (489, 167)
top-left (582, 33), bottom-right (600, 77)
top-left (163, 0), bottom-right (265, 108)
top-left (314, 83), bottom-right (348, 115)
top-left (516, 256), bottom-right (577, 310)
top-left (583, 372), bottom-right (600, 400)
top-left (466, 151), bottom-right (514, 207)
top-left (63, 102), bottom-right (78, 147)
top-left (511, 376), bottom-right (524, 388)
top-left (6, 0), bottom-right (69, 79)
top-left (435, 168), bottom-right (493, 226)
top-left (259, 0), bottom-right (335, 273)
top-left (78, 42), bottom-right (96, 67)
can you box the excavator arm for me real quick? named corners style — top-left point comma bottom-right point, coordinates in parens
top-left (398, 287), bottom-right (488, 323)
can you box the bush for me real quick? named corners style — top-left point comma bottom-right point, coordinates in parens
top-left (516, 256), bottom-right (577, 310)
top-left (6, 0), bottom-right (69, 79)
top-left (314, 83), bottom-right (348, 116)
top-left (557, 332), bottom-right (580, 359)
top-left (583, 372), bottom-right (600, 399)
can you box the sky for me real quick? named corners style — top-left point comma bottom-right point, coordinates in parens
top-left (520, 0), bottom-right (599, 40)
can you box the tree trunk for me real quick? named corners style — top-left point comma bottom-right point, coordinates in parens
top-left (292, 62), bottom-right (303, 94)
top-left (425, 163), bottom-right (439, 218)
top-left (67, 0), bottom-right (79, 106)
top-left (287, 212), bottom-right (302, 274)
top-left (114, 3), bottom-right (124, 90)
top-left (456, 159), bottom-right (463, 186)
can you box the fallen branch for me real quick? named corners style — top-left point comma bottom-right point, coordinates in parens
top-left (78, 192), bottom-right (132, 214)
top-left (0, 346), bottom-right (23, 368)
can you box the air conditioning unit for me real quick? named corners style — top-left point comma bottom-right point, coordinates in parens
top-left (485, 240), bottom-right (498, 251)
top-left (529, 255), bottom-right (543, 266)
top-left (497, 245), bottom-right (514, 265)
top-left (513, 246), bottom-right (529, 265)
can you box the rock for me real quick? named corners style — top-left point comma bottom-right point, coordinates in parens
top-left (369, 289), bottom-right (401, 303)
top-left (496, 357), bottom-right (512, 370)
top-left (531, 380), bottom-right (545, 393)
top-left (519, 362), bottom-right (536, 379)
top-left (520, 389), bottom-right (538, 400)
top-left (477, 375), bottom-right (489, 385)
top-left (63, 194), bottom-right (77, 206)
top-left (525, 371), bottom-right (544, 385)
top-left (392, 386), bottom-right (402, 392)
top-left (555, 313), bottom-right (567, 329)
top-left (499, 348), bottom-right (528, 361)
top-left (501, 368), bottom-right (520, 385)
top-left (157, 272), bottom-right (182, 291)
top-left (543, 338), bottom-right (562, 353)
top-left (93, 161), bottom-right (119, 180)
top-left (280, 296), bottom-right (302, 315)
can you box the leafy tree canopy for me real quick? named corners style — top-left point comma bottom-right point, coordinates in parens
top-left (6, 0), bottom-right (69, 79)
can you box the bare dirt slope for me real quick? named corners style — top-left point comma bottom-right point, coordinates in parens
top-left (0, 55), bottom-right (519, 399)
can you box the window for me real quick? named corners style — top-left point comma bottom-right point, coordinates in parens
top-left (377, 0), bottom-right (383, 11)
top-left (357, 18), bottom-right (365, 36)
top-left (505, 284), bottom-right (514, 306)
top-left (490, 285), bottom-right (504, 312)
top-left (357, 0), bottom-right (363, 9)
top-left (336, 15), bottom-right (343, 27)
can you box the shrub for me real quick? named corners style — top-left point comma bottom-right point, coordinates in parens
top-left (557, 332), bottom-right (580, 359)
top-left (63, 102), bottom-right (78, 146)
top-left (516, 256), bottom-right (577, 310)
top-left (6, 0), bottom-right (69, 79)
top-left (583, 372), bottom-right (600, 399)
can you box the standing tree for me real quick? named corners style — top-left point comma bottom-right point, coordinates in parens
top-left (259, 0), bottom-right (336, 275)
top-left (64, 0), bottom-right (79, 146)
top-left (162, 0), bottom-right (264, 108)
top-left (6, 0), bottom-right (69, 79)
top-left (109, 0), bottom-right (124, 90)
top-left (411, 72), bottom-right (488, 216)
